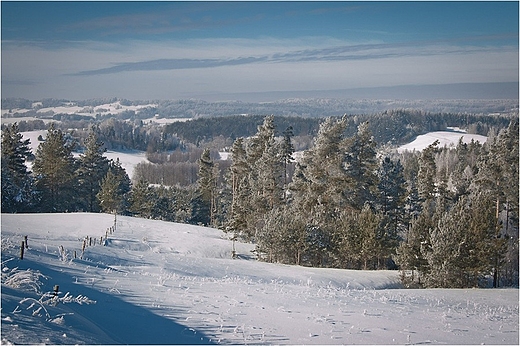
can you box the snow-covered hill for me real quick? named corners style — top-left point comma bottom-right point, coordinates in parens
top-left (397, 128), bottom-right (487, 152)
top-left (1, 213), bottom-right (518, 345)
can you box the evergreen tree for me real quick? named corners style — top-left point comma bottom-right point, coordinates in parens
top-left (291, 116), bottom-right (349, 214)
top-left (33, 124), bottom-right (77, 212)
top-left (377, 156), bottom-right (407, 235)
top-left (196, 148), bottom-right (219, 226)
top-left (97, 169), bottom-right (122, 214)
top-left (471, 120), bottom-right (519, 287)
top-left (281, 126), bottom-right (295, 201)
top-left (128, 179), bottom-right (155, 218)
top-left (1, 123), bottom-right (35, 212)
top-left (417, 140), bottom-right (440, 204)
top-left (97, 159), bottom-right (131, 214)
top-left (76, 127), bottom-right (110, 212)
top-left (343, 121), bottom-right (379, 210)
top-left (227, 137), bottom-right (250, 237)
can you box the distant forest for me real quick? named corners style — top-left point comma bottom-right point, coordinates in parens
top-left (2, 97), bottom-right (518, 118)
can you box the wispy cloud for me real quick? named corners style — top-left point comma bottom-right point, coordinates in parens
top-left (59, 4), bottom-right (261, 37)
top-left (71, 39), bottom-right (518, 76)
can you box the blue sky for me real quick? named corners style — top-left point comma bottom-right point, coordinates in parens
top-left (2, 1), bottom-right (518, 101)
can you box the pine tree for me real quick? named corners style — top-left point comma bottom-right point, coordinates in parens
top-left (128, 179), bottom-right (155, 218)
top-left (227, 137), bottom-right (250, 237)
top-left (417, 140), bottom-right (440, 204)
top-left (196, 148), bottom-right (219, 226)
top-left (76, 127), bottom-right (110, 212)
top-left (33, 124), bottom-right (77, 212)
top-left (471, 120), bottom-right (519, 287)
top-left (291, 116), bottom-right (349, 214)
top-left (281, 126), bottom-right (295, 202)
top-left (1, 123), bottom-right (35, 212)
top-left (377, 156), bottom-right (407, 235)
top-left (343, 121), bottom-right (379, 210)
top-left (97, 159), bottom-right (131, 214)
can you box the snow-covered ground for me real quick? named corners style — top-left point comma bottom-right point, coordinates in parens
top-left (397, 129), bottom-right (488, 152)
top-left (2, 213), bottom-right (518, 345)
top-left (2, 101), bottom-right (158, 119)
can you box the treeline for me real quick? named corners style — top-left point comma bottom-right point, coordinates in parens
top-left (3, 97), bottom-right (518, 117)
top-left (166, 110), bottom-right (513, 148)
top-left (2, 115), bottom-right (518, 288)
top-left (2, 110), bottom-right (514, 155)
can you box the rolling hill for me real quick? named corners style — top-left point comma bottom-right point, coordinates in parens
top-left (1, 213), bottom-right (518, 344)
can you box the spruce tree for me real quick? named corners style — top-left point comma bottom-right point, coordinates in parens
top-left (128, 179), bottom-right (155, 218)
top-left (281, 126), bottom-right (295, 202)
top-left (417, 140), bottom-right (440, 204)
top-left (77, 127), bottom-right (109, 212)
top-left (377, 156), bottom-right (407, 234)
top-left (227, 137), bottom-right (250, 237)
top-left (196, 148), bottom-right (219, 226)
top-left (97, 159), bottom-right (131, 214)
top-left (1, 123), bottom-right (35, 212)
top-left (33, 123), bottom-right (77, 212)
top-left (343, 121), bottom-right (379, 210)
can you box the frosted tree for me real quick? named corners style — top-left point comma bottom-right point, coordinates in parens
top-left (76, 126), bottom-right (109, 212)
top-left (417, 140), bottom-right (439, 205)
top-left (1, 122), bottom-right (35, 212)
top-left (280, 126), bottom-right (295, 201)
top-left (33, 123), bottom-right (77, 212)
top-left (343, 121), bottom-right (379, 210)
top-left (377, 156), bottom-right (407, 236)
top-left (291, 116), bottom-right (349, 214)
top-left (97, 159), bottom-right (131, 214)
top-left (128, 179), bottom-right (155, 218)
top-left (195, 148), bottom-right (219, 226)
top-left (227, 137), bottom-right (250, 237)
top-left (471, 120), bottom-right (519, 287)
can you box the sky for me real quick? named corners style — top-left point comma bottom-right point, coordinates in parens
top-left (1, 1), bottom-right (519, 101)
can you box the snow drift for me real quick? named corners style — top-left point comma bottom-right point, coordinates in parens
top-left (1, 213), bottom-right (518, 344)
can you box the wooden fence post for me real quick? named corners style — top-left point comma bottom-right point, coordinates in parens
top-left (24, 235), bottom-right (28, 249)
top-left (20, 241), bottom-right (25, 260)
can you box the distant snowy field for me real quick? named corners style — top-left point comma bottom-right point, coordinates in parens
top-left (397, 128), bottom-right (488, 152)
top-left (2, 101), bottom-right (158, 119)
top-left (1, 213), bottom-right (518, 345)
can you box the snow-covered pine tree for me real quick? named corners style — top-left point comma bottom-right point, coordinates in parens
top-left (377, 156), bottom-right (407, 236)
top-left (1, 122), bottom-right (35, 212)
top-left (128, 179), bottom-right (155, 218)
top-left (97, 159), bottom-right (131, 215)
top-left (343, 121), bottom-right (379, 210)
top-left (417, 140), bottom-right (439, 205)
top-left (226, 137), bottom-right (250, 237)
top-left (471, 120), bottom-right (519, 287)
top-left (97, 169), bottom-right (122, 214)
top-left (33, 123), bottom-right (77, 212)
top-left (76, 126), bottom-right (110, 212)
top-left (280, 126), bottom-right (295, 202)
top-left (196, 148), bottom-right (219, 226)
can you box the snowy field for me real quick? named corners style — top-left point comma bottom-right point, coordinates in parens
top-left (397, 129), bottom-right (488, 152)
top-left (2, 101), bottom-right (158, 119)
top-left (1, 213), bottom-right (518, 345)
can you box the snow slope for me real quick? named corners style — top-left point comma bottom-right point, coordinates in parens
top-left (397, 129), bottom-right (488, 152)
top-left (1, 213), bottom-right (518, 345)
